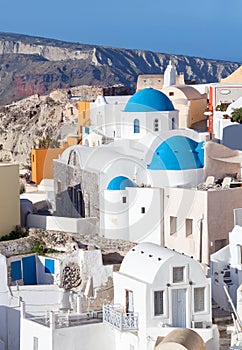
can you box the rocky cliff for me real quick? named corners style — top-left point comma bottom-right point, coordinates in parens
top-left (0, 32), bottom-right (240, 105)
top-left (0, 86), bottom-right (103, 167)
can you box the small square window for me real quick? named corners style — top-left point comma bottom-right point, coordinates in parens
top-left (169, 92), bottom-right (174, 96)
top-left (141, 207), bottom-right (145, 214)
top-left (173, 266), bottom-right (184, 283)
top-left (122, 197), bottom-right (127, 204)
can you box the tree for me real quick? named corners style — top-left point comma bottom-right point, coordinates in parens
top-left (231, 108), bottom-right (242, 124)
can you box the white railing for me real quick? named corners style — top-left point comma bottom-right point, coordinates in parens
top-left (24, 310), bottom-right (103, 329)
top-left (103, 304), bottom-right (138, 331)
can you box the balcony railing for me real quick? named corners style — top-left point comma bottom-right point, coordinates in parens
top-left (103, 304), bottom-right (138, 331)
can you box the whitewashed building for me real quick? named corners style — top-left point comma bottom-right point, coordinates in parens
top-left (103, 242), bottom-right (219, 350)
top-left (54, 128), bottom-right (205, 244)
top-left (89, 95), bottom-right (130, 139)
top-left (211, 216), bottom-right (242, 312)
top-left (20, 242), bottom-right (219, 350)
top-left (0, 247), bottom-right (113, 350)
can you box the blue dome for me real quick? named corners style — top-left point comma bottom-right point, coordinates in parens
top-left (124, 88), bottom-right (175, 112)
top-left (147, 136), bottom-right (204, 170)
top-left (107, 176), bottom-right (136, 190)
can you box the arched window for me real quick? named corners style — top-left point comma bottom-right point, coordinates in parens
top-left (68, 150), bottom-right (78, 166)
top-left (154, 118), bottom-right (159, 132)
top-left (172, 117), bottom-right (176, 130)
top-left (134, 119), bottom-right (140, 133)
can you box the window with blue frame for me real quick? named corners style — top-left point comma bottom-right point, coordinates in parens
top-left (45, 259), bottom-right (55, 274)
top-left (11, 261), bottom-right (22, 281)
top-left (134, 119), bottom-right (140, 133)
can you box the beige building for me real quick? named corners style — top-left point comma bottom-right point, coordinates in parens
top-left (164, 141), bottom-right (242, 266)
top-left (137, 73), bottom-right (184, 91)
top-left (220, 65), bottom-right (242, 83)
top-left (164, 185), bottom-right (242, 266)
top-left (162, 85), bottom-right (207, 128)
top-left (0, 164), bottom-right (20, 237)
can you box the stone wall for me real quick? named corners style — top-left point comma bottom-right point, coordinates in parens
top-left (0, 236), bottom-right (38, 257)
top-left (54, 160), bottom-right (99, 220)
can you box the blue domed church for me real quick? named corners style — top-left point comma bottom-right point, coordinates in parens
top-left (120, 88), bottom-right (179, 139)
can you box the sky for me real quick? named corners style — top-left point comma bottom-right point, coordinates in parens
top-left (0, 0), bottom-right (242, 62)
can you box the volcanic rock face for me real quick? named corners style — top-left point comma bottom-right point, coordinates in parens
top-left (0, 32), bottom-right (240, 105)
top-left (0, 86), bottom-right (102, 167)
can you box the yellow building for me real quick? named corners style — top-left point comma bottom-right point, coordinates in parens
top-left (78, 101), bottom-right (90, 136)
top-left (0, 164), bottom-right (20, 237)
top-left (31, 148), bottom-right (64, 185)
top-left (162, 85), bottom-right (207, 128)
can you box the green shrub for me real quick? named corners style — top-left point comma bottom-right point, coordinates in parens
top-left (0, 230), bottom-right (28, 241)
top-left (231, 108), bottom-right (242, 124)
top-left (31, 242), bottom-right (44, 255)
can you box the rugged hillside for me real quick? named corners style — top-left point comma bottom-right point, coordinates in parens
top-left (0, 32), bottom-right (240, 105)
top-left (0, 86), bottom-right (103, 167)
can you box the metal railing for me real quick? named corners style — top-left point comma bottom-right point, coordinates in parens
top-left (25, 310), bottom-right (103, 329)
top-left (103, 304), bottom-right (138, 331)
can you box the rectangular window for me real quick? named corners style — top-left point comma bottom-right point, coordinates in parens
top-left (57, 181), bottom-right (61, 195)
top-left (170, 216), bottom-right (177, 235)
top-left (122, 197), bottom-right (127, 204)
top-left (169, 92), bottom-right (174, 96)
top-left (154, 290), bottom-right (164, 316)
top-left (186, 218), bottom-right (193, 236)
top-left (141, 207), bottom-right (145, 214)
top-left (45, 259), bottom-right (55, 274)
top-left (32, 154), bottom-right (35, 162)
top-left (33, 337), bottom-right (38, 350)
top-left (173, 266), bottom-right (184, 283)
top-left (194, 287), bottom-right (205, 312)
top-left (11, 261), bottom-right (22, 281)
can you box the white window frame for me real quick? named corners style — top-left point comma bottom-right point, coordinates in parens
top-left (170, 264), bottom-right (189, 285)
top-left (152, 288), bottom-right (168, 318)
top-left (193, 285), bottom-right (209, 314)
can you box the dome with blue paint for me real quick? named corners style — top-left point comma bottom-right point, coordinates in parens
top-left (147, 136), bottom-right (204, 170)
top-left (107, 176), bottom-right (136, 190)
top-left (124, 88), bottom-right (175, 113)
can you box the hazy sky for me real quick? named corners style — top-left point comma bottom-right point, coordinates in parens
top-left (1, 0), bottom-right (242, 62)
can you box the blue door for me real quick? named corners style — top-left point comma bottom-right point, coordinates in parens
top-left (22, 255), bottom-right (37, 285)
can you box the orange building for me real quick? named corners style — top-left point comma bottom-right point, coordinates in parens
top-left (31, 148), bottom-right (64, 185)
top-left (78, 101), bottom-right (90, 136)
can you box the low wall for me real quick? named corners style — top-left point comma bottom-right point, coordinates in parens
top-left (27, 215), bottom-right (98, 235)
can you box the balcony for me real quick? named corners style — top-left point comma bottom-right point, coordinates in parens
top-left (103, 304), bottom-right (138, 331)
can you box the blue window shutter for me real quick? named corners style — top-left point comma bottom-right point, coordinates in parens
top-left (11, 261), bottom-right (22, 280)
top-left (45, 259), bottom-right (55, 274)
